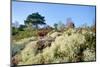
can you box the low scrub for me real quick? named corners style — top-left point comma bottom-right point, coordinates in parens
top-left (15, 28), bottom-right (96, 65)
top-left (12, 30), bottom-right (38, 41)
top-left (12, 29), bottom-right (96, 65)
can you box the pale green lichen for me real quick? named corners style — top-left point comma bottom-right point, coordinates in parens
top-left (14, 29), bottom-right (96, 65)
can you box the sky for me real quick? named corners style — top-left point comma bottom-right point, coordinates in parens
top-left (12, 1), bottom-right (96, 27)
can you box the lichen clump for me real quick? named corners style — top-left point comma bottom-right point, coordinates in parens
top-left (13, 29), bottom-right (96, 65)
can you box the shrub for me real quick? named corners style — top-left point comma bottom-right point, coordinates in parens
top-left (13, 30), bottom-right (38, 41)
top-left (12, 27), bottom-right (19, 35)
top-left (14, 28), bottom-right (96, 65)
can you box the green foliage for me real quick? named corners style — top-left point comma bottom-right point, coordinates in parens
top-left (13, 30), bottom-right (38, 41)
top-left (18, 24), bottom-right (26, 31)
top-left (12, 12), bottom-right (47, 41)
top-left (24, 12), bottom-right (46, 29)
top-left (12, 27), bottom-right (19, 35)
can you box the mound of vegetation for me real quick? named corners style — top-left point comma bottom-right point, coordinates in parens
top-left (13, 28), bottom-right (96, 65)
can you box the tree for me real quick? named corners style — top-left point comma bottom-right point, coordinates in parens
top-left (57, 21), bottom-right (65, 31)
top-left (54, 23), bottom-right (58, 31)
top-left (12, 21), bottom-right (19, 28)
top-left (12, 27), bottom-right (19, 35)
top-left (18, 24), bottom-right (26, 31)
top-left (24, 12), bottom-right (46, 29)
top-left (66, 18), bottom-right (75, 28)
top-left (12, 21), bottom-right (19, 35)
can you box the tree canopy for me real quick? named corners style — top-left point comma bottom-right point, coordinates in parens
top-left (66, 18), bottom-right (75, 28)
top-left (24, 12), bottom-right (46, 29)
